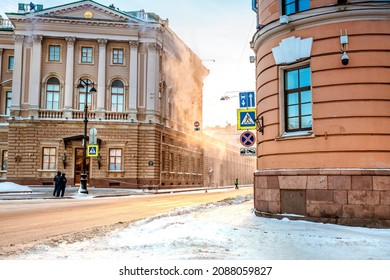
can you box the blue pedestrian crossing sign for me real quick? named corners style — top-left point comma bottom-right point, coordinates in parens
top-left (237, 108), bottom-right (256, 130)
top-left (87, 145), bottom-right (99, 157)
top-left (239, 91), bottom-right (255, 108)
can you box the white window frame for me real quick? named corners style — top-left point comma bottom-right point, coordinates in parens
top-left (277, 60), bottom-right (314, 139)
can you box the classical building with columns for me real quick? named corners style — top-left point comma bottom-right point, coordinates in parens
top-left (0, 1), bottom-right (255, 188)
top-left (251, 0), bottom-right (389, 227)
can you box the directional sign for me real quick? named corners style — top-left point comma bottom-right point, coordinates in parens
top-left (237, 108), bottom-right (256, 130)
top-left (239, 91), bottom-right (255, 108)
top-left (240, 148), bottom-right (256, 156)
top-left (87, 144), bottom-right (99, 157)
top-left (240, 131), bottom-right (256, 147)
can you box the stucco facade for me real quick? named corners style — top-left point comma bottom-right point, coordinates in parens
top-left (251, 0), bottom-right (390, 227)
top-left (0, 1), bottom-right (255, 188)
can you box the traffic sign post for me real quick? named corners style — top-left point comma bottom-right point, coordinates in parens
top-left (239, 91), bottom-right (255, 108)
top-left (87, 144), bottom-right (99, 157)
top-left (237, 108), bottom-right (256, 130)
top-left (89, 128), bottom-right (97, 144)
top-left (240, 148), bottom-right (256, 156)
top-left (240, 131), bottom-right (256, 147)
top-left (194, 121), bottom-right (200, 131)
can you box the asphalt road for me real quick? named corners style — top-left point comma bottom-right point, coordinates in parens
top-left (0, 187), bottom-right (253, 257)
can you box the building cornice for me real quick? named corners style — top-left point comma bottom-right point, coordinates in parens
top-left (251, 5), bottom-right (390, 52)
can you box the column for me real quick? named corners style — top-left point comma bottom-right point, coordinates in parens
top-left (146, 43), bottom-right (159, 121)
top-left (10, 35), bottom-right (24, 116)
top-left (28, 35), bottom-right (43, 117)
top-left (0, 49), bottom-right (3, 83)
top-left (96, 39), bottom-right (107, 114)
top-left (64, 37), bottom-right (75, 117)
top-left (128, 41), bottom-right (139, 120)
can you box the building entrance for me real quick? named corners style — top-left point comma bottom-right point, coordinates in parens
top-left (74, 148), bottom-right (90, 185)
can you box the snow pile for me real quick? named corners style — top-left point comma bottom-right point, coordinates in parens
top-left (9, 194), bottom-right (390, 260)
top-left (0, 182), bottom-right (32, 193)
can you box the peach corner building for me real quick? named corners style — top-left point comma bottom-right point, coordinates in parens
top-left (0, 1), bottom-right (255, 189)
top-left (251, 0), bottom-right (390, 227)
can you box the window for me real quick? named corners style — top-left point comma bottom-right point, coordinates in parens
top-left (2, 150), bottom-right (8, 170)
top-left (81, 47), bottom-right (93, 63)
top-left (109, 148), bottom-right (122, 171)
top-left (8, 56), bottom-right (14, 70)
top-left (46, 78), bottom-right (60, 109)
top-left (48, 45), bottom-right (61, 61)
top-left (79, 79), bottom-right (93, 110)
top-left (42, 147), bottom-right (56, 170)
top-left (5, 91), bottom-right (12, 115)
top-left (284, 66), bottom-right (312, 132)
top-left (282, 0), bottom-right (310, 15)
top-left (112, 48), bottom-right (124, 64)
top-left (111, 80), bottom-right (124, 112)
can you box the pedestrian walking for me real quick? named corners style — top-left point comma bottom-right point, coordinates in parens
top-left (58, 173), bottom-right (67, 197)
top-left (52, 171), bottom-right (61, 197)
top-left (234, 178), bottom-right (239, 189)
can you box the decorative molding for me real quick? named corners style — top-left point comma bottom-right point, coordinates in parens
top-left (43, 4), bottom-right (129, 21)
top-left (65, 37), bottom-right (76, 45)
top-left (32, 35), bottom-right (43, 44)
top-left (129, 40), bottom-right (139, 49)
top-left (147, 43), bottom-right (161, 53)
top-left (14, 35), bottom-right (25, 44)
top-left (97, 39), bottom-right (108, 47)
top-left (272, 36), bottom-right (313, 65)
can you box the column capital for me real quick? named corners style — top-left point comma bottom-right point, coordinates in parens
top-left (32, 35), bottom-right (43, 44)
top-left (129, 40), bottom-right (139, 49)
top-left (14, 35), bottom-right (25, 44)
top-left (98, 39), bottom-right (108, 47)
top-left (65, 37), bottom-right (76, 45)
top-left (0, 48), bottom-right (3, 55)
top-left (147, 43), bottom-right (158, 52)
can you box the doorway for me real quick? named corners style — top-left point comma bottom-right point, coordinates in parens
top-left (74, 148), bottom-right (90, 185)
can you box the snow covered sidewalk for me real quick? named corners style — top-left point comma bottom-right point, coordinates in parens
top-left (9, 194), bottom-right (390, 260)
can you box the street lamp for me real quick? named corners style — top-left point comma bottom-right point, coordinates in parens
top-left (220, 95), bottom-right (237, 101)
top-left (77, 78), bottom-right (97, 194)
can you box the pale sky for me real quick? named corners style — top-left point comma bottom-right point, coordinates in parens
top-left (2, 0), bottom-right (257, 127)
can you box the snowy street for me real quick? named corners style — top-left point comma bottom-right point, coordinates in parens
top-left (8, 194), bottom-right (390, 260)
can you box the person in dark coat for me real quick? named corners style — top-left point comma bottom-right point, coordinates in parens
top-left (234, 178), bottom-right (239, 189)
top-left (53, 171), bottom-right (61, 197)
top-left (58, 173), bottom-right (67, 197)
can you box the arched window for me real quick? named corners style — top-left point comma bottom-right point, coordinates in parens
top-left (46, 77), bottom-right (60, 109)
top-left (79, 78), bottom-right (94, 110)
top-left (111, 80), bottom-right (124, 112)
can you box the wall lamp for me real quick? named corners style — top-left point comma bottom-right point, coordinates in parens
top-left (97, 154), bottom-right (102, 169)
top-left (61, 153), bottom-right (67, 169)
top-left (256, 116), bottom-right (264, 135)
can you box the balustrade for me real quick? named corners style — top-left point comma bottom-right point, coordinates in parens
top-left (105, 111), bottom-right (128, 121)
top-left (0, 19), bottom-right (13, 29)
top-left (38, 110), bottom-right (63, 119)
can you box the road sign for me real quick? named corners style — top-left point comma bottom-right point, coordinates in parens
top-left (240, 131), bottom-right (255, 147)
top-left (87, 144), bottom-right (99, 157)
top-left (239, 91), bottom-right (255, 108)
top-left (240, 148), bottom-right (256, 156)
top-left (89, 128), bottom-right (97, 144)
top-left (237, 108), bottom-right (256, 130)
top-left (194, 121), bottom-right (200, 131)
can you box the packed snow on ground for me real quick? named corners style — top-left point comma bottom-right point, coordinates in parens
top-left (0, 182), bottom-right (32, 193)
top-left (9, 195), bottom-right (390, 260)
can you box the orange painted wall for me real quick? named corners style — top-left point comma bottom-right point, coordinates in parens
top-left (253, 6), bottom-right (390, 169)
